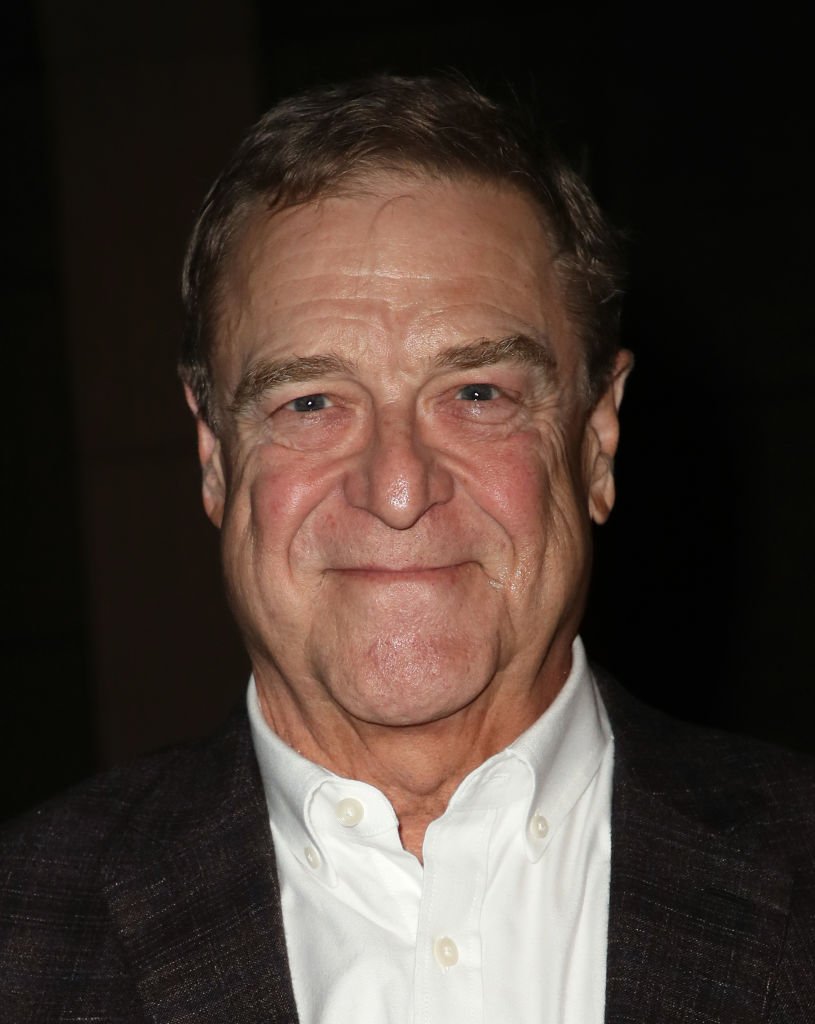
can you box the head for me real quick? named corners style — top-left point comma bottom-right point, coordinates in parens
top-left (180, 74), bottom-right (624, 430)
top-left (180, 75), bottom-right (631, 757)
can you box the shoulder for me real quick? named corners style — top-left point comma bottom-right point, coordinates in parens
top-left (596, 671), bottom-right (815, 1016)
top-left (1, 709), bottom-right (251, 860)
top-left (0, 710), bottom-right (256, 1018)
top-left (595, 667), bottom-right (815, 854)
top-left (595, 666), bottom-right (815, 777)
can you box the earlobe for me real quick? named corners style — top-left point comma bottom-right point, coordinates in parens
top-left (183, 384), bottom-right (226, 528)
top-left (586, 349), bottom-right (633, 525)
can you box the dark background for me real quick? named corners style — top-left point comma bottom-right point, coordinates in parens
top-left (3, 1), bottom-right (813, 821)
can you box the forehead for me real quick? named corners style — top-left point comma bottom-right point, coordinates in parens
top-left (213, 174), bottom-right (578, 388)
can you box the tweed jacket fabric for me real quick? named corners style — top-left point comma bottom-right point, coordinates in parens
top-left (1, 675), bottom-right (814, 1023)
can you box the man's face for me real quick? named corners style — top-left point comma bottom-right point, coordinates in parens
top-left (192, 174), bottom-right (627, 736)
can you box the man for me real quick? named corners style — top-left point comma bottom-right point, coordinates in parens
top-left (2, 74), bottom-right (813, 1022)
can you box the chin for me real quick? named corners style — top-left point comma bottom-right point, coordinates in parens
top-left (315, 626), bottom-right (500, 727)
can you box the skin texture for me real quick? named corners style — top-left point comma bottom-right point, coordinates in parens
top-left (187, 174), bottom-right (631, 857)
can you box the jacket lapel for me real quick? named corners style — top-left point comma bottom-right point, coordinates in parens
top-left (599, 676), bottom-right (793, 1023)
top-left (102, 713), bottom-right (299, 1024)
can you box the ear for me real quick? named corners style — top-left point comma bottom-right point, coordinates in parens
top-left (183, 383), bottom-right (226, 528)
top-left (584, 349), bottom-right (633, 525)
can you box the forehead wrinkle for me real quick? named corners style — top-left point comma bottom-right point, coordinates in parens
top-left (337, 187), bottom-right (444, 284)
top-left (229, 353), bottom-right (355, 417)
top-left (433, 334), bottom-right (557, 375)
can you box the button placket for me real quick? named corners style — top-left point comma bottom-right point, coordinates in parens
top-left (412, 808), bottom-right (494, 1023)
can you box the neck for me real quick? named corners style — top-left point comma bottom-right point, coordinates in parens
top-left (255, 648), bottom-right (572, 860)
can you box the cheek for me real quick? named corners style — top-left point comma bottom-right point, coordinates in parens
top-left (226, 449), bottom-right (341, 562)
top-left (466, 432), bottom-right (566, 535)
top-left (460, 428), bottom-right (592, 605)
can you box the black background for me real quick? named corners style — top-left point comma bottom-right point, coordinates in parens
top-left (3, 2), bottom-right (813, 821)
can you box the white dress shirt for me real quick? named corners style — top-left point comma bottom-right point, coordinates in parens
top-left (248, 637), bottom-right (614, 1024)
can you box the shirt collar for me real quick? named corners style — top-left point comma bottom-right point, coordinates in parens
top-left (508, 636), bottom-right (612, 860)
top-left (246, 686), bottom-right (340, 885)
top-left (248, 636), bottom-right (611, 873)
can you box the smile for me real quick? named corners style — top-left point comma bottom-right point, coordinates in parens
top-left (328, 563), bottom-right (472, 583)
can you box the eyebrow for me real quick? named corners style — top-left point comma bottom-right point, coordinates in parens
top-left (434, 333), bottom-right (557, 375)
top-left (228, 333), bottom-right (556, 418)
top-left (229, 353), bottom-right (354, 417)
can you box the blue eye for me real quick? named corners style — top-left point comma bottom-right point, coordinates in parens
top-left (457, 384), bottom-right (499, 401)
top-left (287, 394), bottom-right (331, 412)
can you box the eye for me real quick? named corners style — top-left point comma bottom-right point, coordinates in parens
top-left (285, 393), bottom-right (332, 413)
top-left (456, 383), bottom-right (500, 401)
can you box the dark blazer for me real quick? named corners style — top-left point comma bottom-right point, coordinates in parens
top-left (1, 675), bottom-right (814, 1022)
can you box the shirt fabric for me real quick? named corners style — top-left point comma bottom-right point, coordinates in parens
top-left (248, 637), bottom-right (614, 1024)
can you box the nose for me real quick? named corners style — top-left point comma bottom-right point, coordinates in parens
top-left (343, 404), bottom-right (453, 529)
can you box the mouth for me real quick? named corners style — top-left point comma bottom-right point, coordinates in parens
top-left (328, 562), bottom-right (471, 582)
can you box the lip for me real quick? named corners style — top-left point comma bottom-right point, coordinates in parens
top-left (328, 562), bottom-right (470, 581)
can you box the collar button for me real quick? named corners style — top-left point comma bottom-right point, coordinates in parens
top-left (529, 811), bottom-right (549, 840)
top-left (335, 797), bottom-right (365, 827)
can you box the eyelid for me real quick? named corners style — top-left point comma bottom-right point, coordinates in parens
top-left (455, 383), bottom-right (502, 400)
top-left (283, 392), bottom-right (333, 412)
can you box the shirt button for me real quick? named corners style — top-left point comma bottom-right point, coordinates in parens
top-left (304, 845), bottom-right (321, 869)
top-left (335, 797), bottom-right (365, 827)
top-left (433, 936), bottom-right (459, 968)
top-left (529, 812), bottom-right (549, 840)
